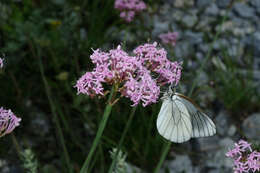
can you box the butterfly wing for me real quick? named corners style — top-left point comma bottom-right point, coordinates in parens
top-left (156, 96), bottom-right (192, 143)
top-left (176, 93), bottom-right (216, 138)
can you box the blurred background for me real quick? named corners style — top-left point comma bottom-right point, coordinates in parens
top-left (0, 0), bottom-right (259, 172)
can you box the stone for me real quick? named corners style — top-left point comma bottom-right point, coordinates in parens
top-left (164, 155), bottom-right (194, 173)
top-left (243, 32), bottom-right (260, 57)
top-left (183, 31), bottom-right (203, 44)
top-left (174, 41), bottom-right (194, 58)
top-left (172, 10), bottom-right (185, 22)
top-left (242, 113), bottom-right (260, 141)
top-left (233, 3), bottom-right (255, 18)
top-left (174, 0), bottom-right (194, 8)
top-left (213, 39), bottom-right (229, 50)
top-left (250, 0), bottom-right (260, 9)
top-left (182, 14), bottom-right (198, 28)
top-left (205, 3), bottom-right (219, 16)
top-left (196, 16), bottom-right (215, 31)
top-left (198, 43), bottom-right (209, 53)
top-left (216, 0), bottom-right (231, 8)
top-left (227, 125), bottom-right (237, 136)
top-left (205, 138), bottom-right (235, 169)
top-left (215, 111), bottom-right (230, 136)
top-left (197, 135), bottom-right (221, 152)
top-left (196, 0), bottom-right (211, 9)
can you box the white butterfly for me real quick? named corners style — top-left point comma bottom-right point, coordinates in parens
top-left (156, 87), bottom-right (216, 143)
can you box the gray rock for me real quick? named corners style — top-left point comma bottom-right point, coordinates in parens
top-left (174, 41), bottom-right (194, 58)
top-left (213, 39), bottom-right (229, 50)
top-left (242, 113), bottom-right (260, 141)
top-left (198, 43), bottom-right (209, 53)
top-left (215, 111), bottom-right (230, 136)
top-left (227, 125), bottom-right (237, 137)
top-left (172, 10), bottom-right (185, 22)
top-left (152, 15), bottom-right (169, 36)
top-left (197, 135), bottom-right (221, 152)
top-left (254, 58), bottom-right (260, 71)
top-left (233, 3), bottom-right (255, 18)
top-left (205, 138), bottom-right (235, 169)
top-left (208, 168), bottom-right (233, 173)
top-left (31, 113), bottom-right (50, 137)
top-left (250, 0), bottom-right (260, 9)
top-left (196, 16), bottom-right (215, 31)
top-left (183, 31), bottom-right (203, 44)
top-left (196, 52), bottom-right (204, 61)
top-left (164, 155), bottom-right (194, 173)
top-left (196, 0), bottom-right (211, 9)
top-left (205, 3), bottom-right (219, 16)
top-left (243, 32), bottom-right (260, 57)
top-left (216, 0), bottom-right (231, 8)
top-left (174, 0), bottom-right (194, 8)
top-left (197, 71), bottom-right (209, 85)
top-left (182, 14), bottom-right (198, 28)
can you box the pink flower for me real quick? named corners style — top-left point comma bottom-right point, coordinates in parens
top-left (0, 107), bottom-right (21, 137)
top-left (75, 43), bottom-right (182, 106)
top-left (159, 32), bottom-right (179, 47)
top-left (114, 0), bottom-right (146, 22)
top-left (226, 139), bottom-right (260, 173)
top-left (0, 58), bottom-right (3, 68)
top-left (134, 42), bottom-right (182, 86)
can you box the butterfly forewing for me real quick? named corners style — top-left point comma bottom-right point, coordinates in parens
top-left (156, 95), bottom-right (192, 143)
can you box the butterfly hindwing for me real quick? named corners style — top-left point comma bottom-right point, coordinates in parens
top-left (176, 94), bottom-right (216, 138)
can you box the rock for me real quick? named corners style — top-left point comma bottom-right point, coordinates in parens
top-left (196, 16), bottom-right (215, 31)
top-left (233, 3), bottom-right (255, 18)
top-left (183, 31), bottom-right (203, 44)
top-left (227, 125), bottom-right (237, 136)
top-left (197, 71), bottom-right (209, 85)
top-left (254, 58), bottom-right (260, 71)
top-left (213, 39), bottom-right (229, 50)
top-left (31, 113), bottom-right (50, 137)
top-left (182, 14), bottom-right (198, 28)
top-left (174, 0), bottom-right (194, 8)
top-left (216, 0), bottom-right (231, 8)
top-left (196, 0), bottom-right (211, 9)
top-left (242, 113), bottom-right (260, 141)
top-left (197, 135), bottom-right (221, 152)
top-left (172, 10), bottom-right (185, 22)
top-left (215, 111), bottom-right (230, 136)
top-left (250, 0), bottom-right (260, 14)
top-left (152, 15), bottom-right (169, 36)
top-left (205, 138), bottom-right (235, 169)
top-left (205, 3), bottom-right (219, 16)
top-left (164, 155), bottom-right (194, 173)
top-left (198, 43), bottom-right (209, 53)
top-left (174, 41), bottom-right (194, 58)
top-left (196, 52), bottom-right (204, 61)
top-left (243, 32), bottom-right (260, 57)
top-left (215, 21), bottom-right (234, 33)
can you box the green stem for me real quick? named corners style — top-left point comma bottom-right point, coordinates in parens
top-left (11, 133), bottom-right (22, 157)
top-left (108, 106), bottom-right (137, 173)
top-left (154, 14), bottom-right (228, 173)
top-left (36, 49), bottom-right (73, 173)
top-left (80, 86), bottom-right (116, 173)
top-left (154, 142), bottom-right (171, 173)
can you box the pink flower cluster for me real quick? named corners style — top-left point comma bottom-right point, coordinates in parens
top-left (226, 140), bottom-right (260, 173)
top-left (159, 32), bottom-right (179, 47)
top-left (0, 58), bottom-right (3, 68)
top-left (0, 107), bottom-right (21, 137)
top-left (75, 42), bottom-right (182, 106)
top-left (114, 0), bottom-right (146, 22)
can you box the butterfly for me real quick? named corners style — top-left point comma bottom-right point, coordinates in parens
top-left (156, 86), bottom-right (216, 143)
